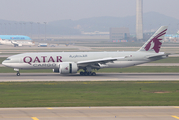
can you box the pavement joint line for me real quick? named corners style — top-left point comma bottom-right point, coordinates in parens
top-left (172, 116), bottom-right (179, 119)
top-left (31, 117), bottom-right (39, 120)
top-left (91, 79), bottom-right (119, 81)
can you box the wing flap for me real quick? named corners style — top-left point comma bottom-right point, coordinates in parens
top-left (77, 57), bottom-right (124, 65)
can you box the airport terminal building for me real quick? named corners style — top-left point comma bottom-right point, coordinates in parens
top-left (110, 28), bottom-right (130, 42)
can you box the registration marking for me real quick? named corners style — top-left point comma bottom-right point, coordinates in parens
top-left (31, 117), bottom-right (39, 120)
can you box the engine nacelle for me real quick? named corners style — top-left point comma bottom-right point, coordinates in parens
top-left (18, 44), bottom-right (22, 46)
top-left (58, 62), bottom-right (78, 74)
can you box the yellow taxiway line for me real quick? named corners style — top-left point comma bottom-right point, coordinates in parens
top-left (172, 116), bottom-right (179, 119)
top-left (31, 117), bottom-right (39, 120)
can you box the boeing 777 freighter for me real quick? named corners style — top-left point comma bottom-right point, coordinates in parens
top-left (2, 26), bottom-right (169, 76)
top-left (0, 35), bottom-right (34, 47)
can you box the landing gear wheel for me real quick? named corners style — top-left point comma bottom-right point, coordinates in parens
top-left (16, 72), bottom-right (20, 76)
top-left (84, 72), bottom-right (88, 76)
top-left (88, 72), bottom-right (92, 76)
top-left (92, 72), bottom-right (96, 76)
top-left (80, 72), bottom-right (84, 76)
top-left (87, 72), bottom-right (90, 76)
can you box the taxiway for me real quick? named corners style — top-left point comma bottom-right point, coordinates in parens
top-left (0, 73), bottom-right (179, 82)
top-left (0, 106), bottom-right (179, 120)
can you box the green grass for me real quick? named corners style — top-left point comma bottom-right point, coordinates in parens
top-left (0, 66), bottom-right (179, 73)
top-left (0, 81), bottom-right (179, 107)
top-left (0, 57), bottom-right (6, 64)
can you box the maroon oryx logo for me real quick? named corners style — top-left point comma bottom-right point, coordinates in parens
top-left (65, 67), bottom-right (68, 70)
top-left (144, 29), bottom-right (167, 53)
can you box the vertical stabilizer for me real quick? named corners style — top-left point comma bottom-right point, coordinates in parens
top-left (138, 26), bottom-right (168, 53)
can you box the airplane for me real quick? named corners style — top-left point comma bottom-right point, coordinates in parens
top-left (38, 43), bottom-right (48, 47)
top-left (2, 26), bottom-right (169, 76)
top-left (0, 35), bottom-right (34, 47)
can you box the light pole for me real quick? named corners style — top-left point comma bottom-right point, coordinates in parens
top-left (23, 23), bottom-right (26, 35)
top-left (44, 22), bottom-right (47, 40)
top-left (14, 23), bottom-right (17, 35)
top-left (19, 23), bottom-right (22, 35)
top-left (30, 22), bottom-right (33, 38)
top-left (9, 23), bottom-right (11, 35)
top-left (150, 24), bottom-right (152, 32)
top-left (37, 22), bottom-right (40, 40)
top-left (168, 24), bottom-right (170, 34)
top-left (4, 23), bottom-right (6, 35)
top-left (0, 23), bottom-right (2, 34)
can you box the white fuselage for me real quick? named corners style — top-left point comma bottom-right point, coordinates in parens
top-left (2, 51), bottom-right (166, 70)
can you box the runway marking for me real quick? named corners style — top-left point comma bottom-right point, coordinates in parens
top-left (172, 116), bottom-right (179, 119)
top-left (31, 117), bottom-right (39, 120)
top-left (174, 106), bottom-right (179, 108)
top-left (47, 108), bottom-right (53, 109)
top-left (135, 82), bottom-right (159, 83)
top-left (91, 79), bottom-right (119, 81)
top-left (8, 79), bottom-right (34, 81)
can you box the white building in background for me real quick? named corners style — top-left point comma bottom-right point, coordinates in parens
top-left (81, 31), bottom-right (109, 35)
top-left (110, 27), bottom-right (130, 42)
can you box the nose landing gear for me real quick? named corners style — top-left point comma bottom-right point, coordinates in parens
top-left (16, 72), bottom-right (20, 76)
top-left (14, 68), bottom-right (20, 76)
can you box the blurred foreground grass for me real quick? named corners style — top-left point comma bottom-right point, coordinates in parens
top-left (0, 81), bottom-right (179, 107)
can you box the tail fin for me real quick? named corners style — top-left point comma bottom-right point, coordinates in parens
top-left (138, 26), bottom-right (168, 53)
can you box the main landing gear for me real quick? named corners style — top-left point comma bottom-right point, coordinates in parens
top-left (80, 72), bottom-right (96, 76)
top-left (80, 67), bottom-right (97, 76)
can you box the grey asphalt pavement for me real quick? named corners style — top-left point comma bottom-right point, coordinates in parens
top-left (0, 73), bottom-right (179, 81)
top-left (0, 106), bottom-right (179, 120)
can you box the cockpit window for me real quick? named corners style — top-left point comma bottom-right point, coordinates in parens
top-left (5, 58), bottom-right (11, 60)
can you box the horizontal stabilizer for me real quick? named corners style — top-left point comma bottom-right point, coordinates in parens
top-left (146, 53), bottom-right (171, 59)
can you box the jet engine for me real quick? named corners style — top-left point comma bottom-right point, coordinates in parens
top-left (53, 62), bottom-right (78, 74)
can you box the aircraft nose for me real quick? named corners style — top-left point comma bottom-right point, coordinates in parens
top-left (2, 61), bottom-right (6, 66)
top-left (2, 60), bottom-right (8, 67)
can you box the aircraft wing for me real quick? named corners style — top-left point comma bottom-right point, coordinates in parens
top-left (77, 57), bottom-right (124, 65)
